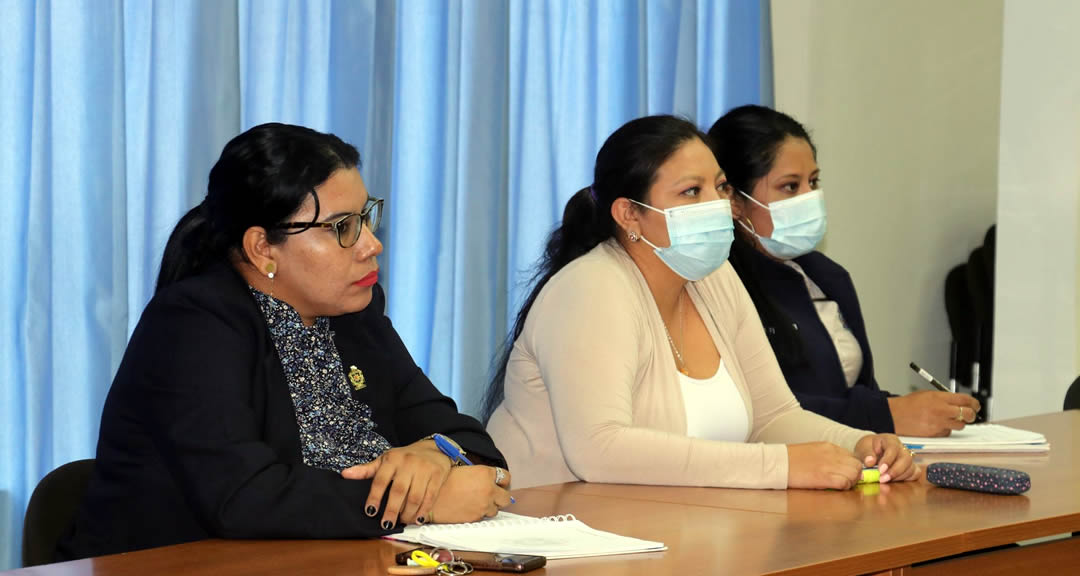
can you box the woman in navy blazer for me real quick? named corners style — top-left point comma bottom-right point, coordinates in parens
top-left (60, 123), bottom-right (510, 560)
top-left (707, 106), bottom-right (981, 436)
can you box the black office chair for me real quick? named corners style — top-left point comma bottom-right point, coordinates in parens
top-left (1065, 376), bottom-right (1080, 411)
top-left (977, 227), bottom-right (996, 392)
top-left (965, 248), bottom-right (992, 421)
top-left (944, 225), bottom-right (995, 421)
top-left (944, 264), bottom-right (975, 390)
top-left (976, 226), bottom-right (995, 394)
top-left (22, 459), bottom-right (94, 567)
top-left (1070, 376), bottom-right (1080, 538)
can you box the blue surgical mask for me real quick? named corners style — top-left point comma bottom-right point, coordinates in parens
top-left (739, 189), bottom-right (827, 260)
top-left (630, 198), bottom-right (735, 281)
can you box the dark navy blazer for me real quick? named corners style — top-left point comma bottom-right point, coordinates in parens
top-left (60, 263), bottom-right (504, 559)
top-left (741, 249), bottom-right (895, 433)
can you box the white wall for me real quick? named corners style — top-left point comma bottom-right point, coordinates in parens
top-left (771, 0), bottom-right (1003, 395)
top-left (991, 0), bottom-right (1080, 419)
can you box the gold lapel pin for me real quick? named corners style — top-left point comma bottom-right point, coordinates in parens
top-left (348, 365), bottom-right (366, 391)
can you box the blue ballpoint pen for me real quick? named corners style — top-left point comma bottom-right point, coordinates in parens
top-left (431, 434), bottom-right (515, 504)
top-left (431, 433), bottom-right (474, 466)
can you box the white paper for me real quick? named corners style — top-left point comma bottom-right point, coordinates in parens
top-left (387, 512), bottom-right (666, 559)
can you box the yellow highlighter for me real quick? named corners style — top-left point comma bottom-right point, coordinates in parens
top-left (859, 468), bottom-right (881, 484)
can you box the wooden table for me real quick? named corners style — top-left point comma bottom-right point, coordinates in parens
top-left (7, 412), bottom-right (1078, 576)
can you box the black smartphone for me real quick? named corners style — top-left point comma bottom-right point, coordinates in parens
top-left (395, 547), bottom-right (546, 573)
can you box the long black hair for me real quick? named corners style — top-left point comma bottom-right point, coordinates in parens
top-left (707, 104), bottom-right (816, 367)
top-left (481, 115), bottom-right (710, 422)
top-left (156, 123), bottom-right (360, 292)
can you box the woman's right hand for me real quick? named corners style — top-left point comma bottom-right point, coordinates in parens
top-left (428, 466), bottom-right (513, 524)
top-left (341, 440), bottom-right (452, 529)
top-left (888, 390), bottom-right (982, 437)
top-left (786, 442), bottom-right (864, 490)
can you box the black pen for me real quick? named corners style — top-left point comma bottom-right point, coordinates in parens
top-left (909, 362), bottom-right (951, 393)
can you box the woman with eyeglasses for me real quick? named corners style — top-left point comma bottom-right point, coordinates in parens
top-left (707, 105), bottom-right (981, 436)
top-left (60, 123), bottom-right (511, 560)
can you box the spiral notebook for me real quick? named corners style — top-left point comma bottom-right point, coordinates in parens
top-left (900, 423), bottom-right (1050, 453)
top-left (387, 512), bottom-right (666, 559)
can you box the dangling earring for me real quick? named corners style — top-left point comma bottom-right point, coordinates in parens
top-left (627, 230), bottom-right (640, 242)
top-left (265, 262), bottom-right (277, 300)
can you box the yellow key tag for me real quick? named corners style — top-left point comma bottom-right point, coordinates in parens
top-left (410, 550), bottom-right (442, 568)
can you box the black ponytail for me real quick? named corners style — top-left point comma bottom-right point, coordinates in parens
top-left (707, 105), bottom-right (816, 368)
top-left (481, 115), bottom-right (709, 422)
top-left (155, 202), bottom-right (220, 292)
top-left (542, 186), bottom-right (612, 281)
top-left (154, 123), bottom-right (360, 294)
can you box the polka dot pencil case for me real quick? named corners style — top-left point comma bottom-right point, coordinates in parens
top-left (926, 462), bottom-right (1031, 495)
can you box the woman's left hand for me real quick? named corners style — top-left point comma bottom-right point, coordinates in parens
top-left (854, 433), bottom-right (921, 483)
top-left (341, 438), bottom-right (452, 529)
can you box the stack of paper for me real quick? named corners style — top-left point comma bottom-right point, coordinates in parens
top-left (900, 423), bottom-right (1049, 453)
top-left (387, 511), bottom-right (666, 559)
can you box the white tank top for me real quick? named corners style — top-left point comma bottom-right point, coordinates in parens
top-left (678, 359), bottom-right (750, 442)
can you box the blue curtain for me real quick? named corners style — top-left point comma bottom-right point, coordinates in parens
top-left (0, 0), bottom-right (770, 567)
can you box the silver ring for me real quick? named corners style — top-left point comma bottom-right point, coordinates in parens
top-left (494, 467), bottom-right (506, 486)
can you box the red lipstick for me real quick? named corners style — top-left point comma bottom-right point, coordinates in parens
top-left (355, 270), bottom-right (378, 287)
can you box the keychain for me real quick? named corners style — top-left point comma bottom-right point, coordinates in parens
top-left (388, 549), bottom-right (473, 576)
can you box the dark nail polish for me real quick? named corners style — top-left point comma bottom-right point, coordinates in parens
top-left (365, 505), bottom-right (376, 516)
top-left (416, 517), bottom-right (426, 524)
top-left (381, 520), bottom-right (394, 530)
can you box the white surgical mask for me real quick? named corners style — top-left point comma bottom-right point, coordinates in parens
top-left (739, 189), bottom-right (826, 260)
top-left (630, 198), bottom-right (735, 281)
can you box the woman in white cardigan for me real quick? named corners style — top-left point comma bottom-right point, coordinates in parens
top-left (483, 115), bottom-right (919, 490)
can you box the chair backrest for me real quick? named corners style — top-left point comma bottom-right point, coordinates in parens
top-left (944, 225), bottom-right (995, 420)
top-left (944, 264), bottom-right (975, 389)
top-left (1066, 376), bottom-right (1080, 411)
top-left (966, 244), bottom-right (994, 400)
top-left (22, 459), bottom-right (95, 567)
top-left (981, 225), bottom-right (996, 282)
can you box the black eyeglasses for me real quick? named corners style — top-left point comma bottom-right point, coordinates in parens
top-left (273, 197), bottom-right (383, 248)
